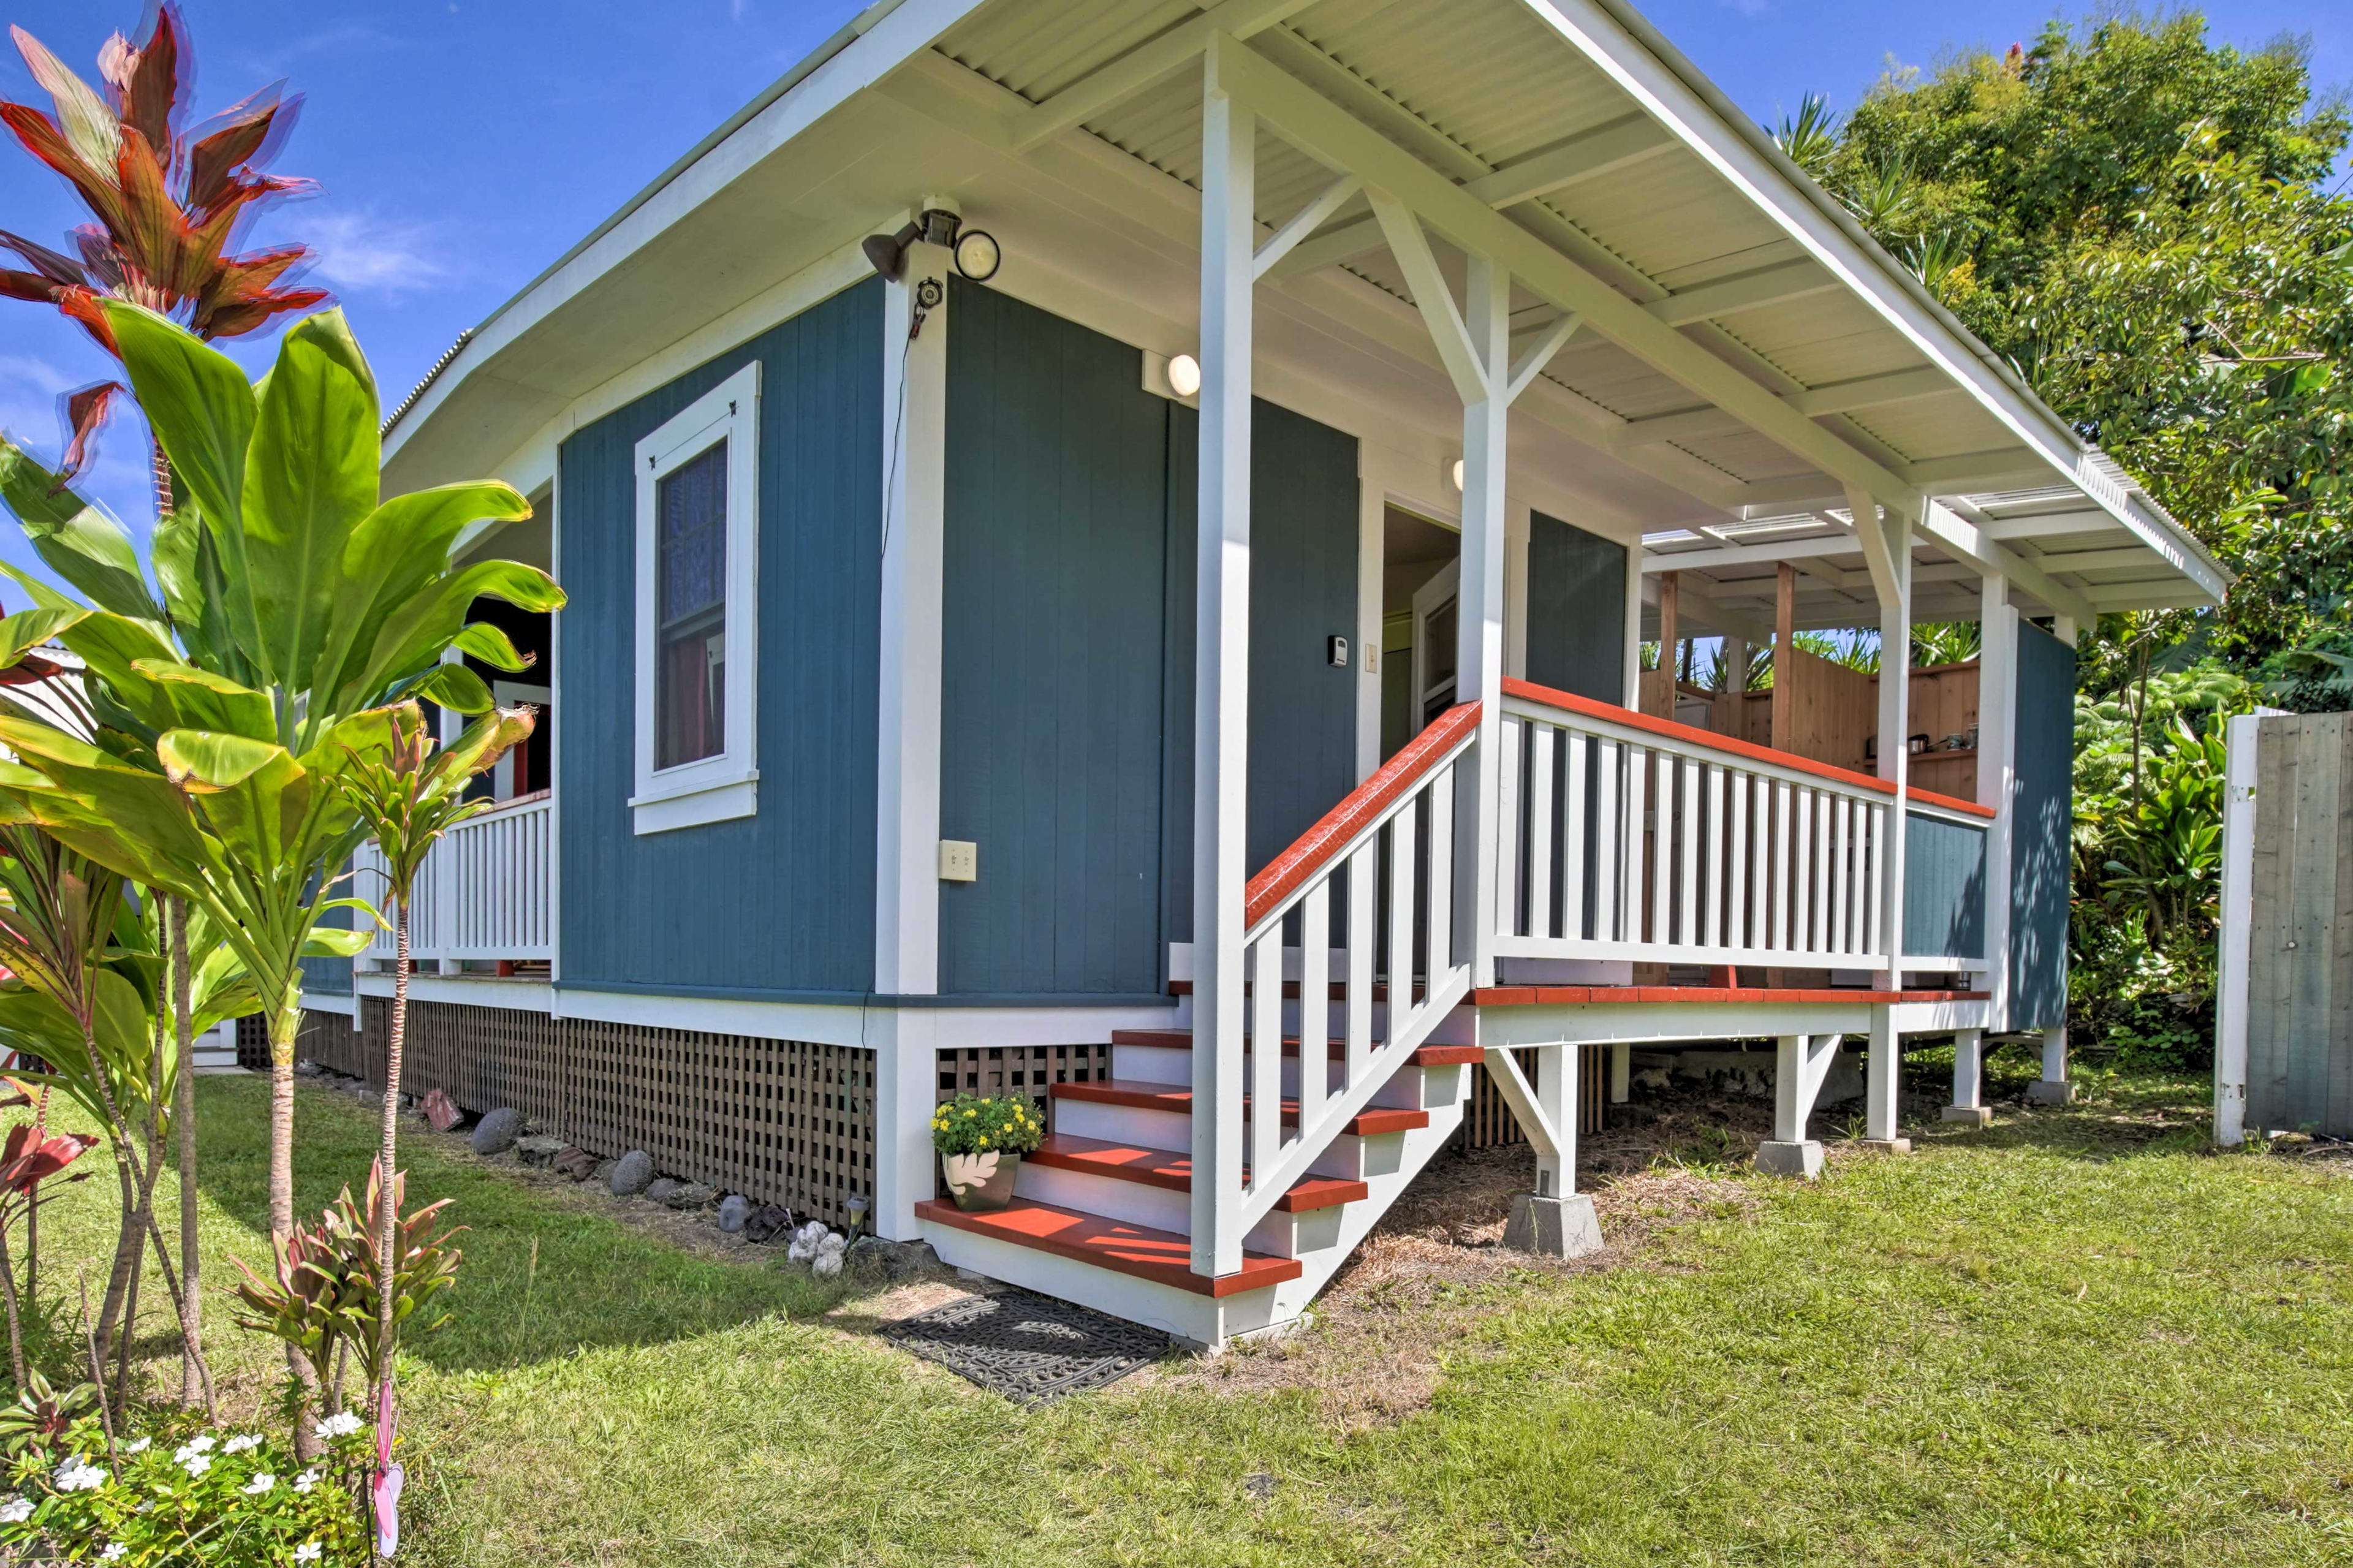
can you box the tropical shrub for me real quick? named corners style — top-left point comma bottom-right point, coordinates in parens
top-left (931, 1094), bottom-right (1044, 1159)
top-left (0, 1411), bottom-right (370, 1565)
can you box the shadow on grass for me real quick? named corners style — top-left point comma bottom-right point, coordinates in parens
top-left (1896, 1059), bottom-right (2218, 1164)
top-left (192, 1075), bottom-right (827, 1376)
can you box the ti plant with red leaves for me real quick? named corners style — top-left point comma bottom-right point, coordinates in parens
top-left (0, 2), bottom-right (327, 491)
top-left (0, 1075), bottom-right (96, 1388)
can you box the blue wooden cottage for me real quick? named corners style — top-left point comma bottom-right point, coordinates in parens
top-left (303, 0), bottom-right (2227, 1346)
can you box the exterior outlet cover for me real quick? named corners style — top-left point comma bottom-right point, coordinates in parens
top-left (1328, 634), bottom-right (1348, 668)
top-left (938, 839), bottom-right (978, 882)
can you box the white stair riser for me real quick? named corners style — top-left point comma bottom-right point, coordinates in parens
top-left (1014, 1162), bottom-right (1333, 1259)
top-left (1051, 1097), bottom-right (1406, 1182)
top-left (917, 1225), bottom-right (1252, 1349)
top-left (1112, 1044), bottom-right (1437, 1109)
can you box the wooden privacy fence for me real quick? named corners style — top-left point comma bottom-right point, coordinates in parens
top-left (2217, 710), bottom-right (2353, 1141)
top-left (300, 999), bottom-right (876, 1227)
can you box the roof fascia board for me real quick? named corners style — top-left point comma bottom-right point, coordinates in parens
top-left (1518, 0), bottom-right (2221, 596)
top-left (384, 0), bottom-right (979, 462)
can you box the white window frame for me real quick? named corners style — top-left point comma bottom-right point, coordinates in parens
top-left (631, 361), bottom-right (760, 834)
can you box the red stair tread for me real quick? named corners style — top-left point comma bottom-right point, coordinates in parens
top-left (1052, 1078), bottom-right (1430, 1136)
top-left (1026, 1134), bottom-right (1367, 1211)
top-left (914, 1197), bottom-right (1302, 1297)
top-left (1112, 1029), bottom-right (1469, 1069)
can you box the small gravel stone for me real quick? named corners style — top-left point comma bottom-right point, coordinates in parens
top-left (716, 1195), bottom-right (751, 1232)
top-left (470, 1108), bottom-right (521, 1156)
top-left (608, 1149), bottom-right (653, 1197)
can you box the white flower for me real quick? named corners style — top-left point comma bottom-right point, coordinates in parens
top-left (180, 1454), bottom-right (211, 1479)
top-left (293, 1470), bottom-right (320, 1495)
top-left (102, 1545), bottom-right (126, 1562)
top-left (53, 1457), bottom-right (107, 1493)
top-left (222, 1434), bottom-right (262, 1454)
top-left (241, 1472), bottom-right (276, 1496)
top-left (0, 1495), bottom-right (31, 1523)
top-left (294, 1544), bottom-right (322, 1564)
top-left (171, 1436), bottom-right (216, 1464)
top-left (120, 1438), bottom-right (150, 1455)
top-left (314, 1411), bottom-right (364, 1441)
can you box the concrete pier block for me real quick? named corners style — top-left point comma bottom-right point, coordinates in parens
top-left (1755, 1139), bottom-right (1825, 1178)
top-left (1504, 1193), bottom-right (1604, 1259)
top-left (1941, 1105), bottom-right (1994, 1126)
top-left (2027, 1080), bottom-right (2076, 1106)
top-left (1857, 1137), bottom-right (1913, 1155)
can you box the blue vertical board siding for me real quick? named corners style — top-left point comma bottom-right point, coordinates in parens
top-left (1524, 512), bottom-right (1625, 701)
top-left (300, 882), bottom-right (354, 995)
top-left (937, 281), bottom-right (1172, 998)
top-left (1903, 811), bottom-right (1987, 959)
top-left (556, 281), bottom-right (882, 997)
top-left (1164, 398), bottom-right (1363, 943)
top-left (2009, 623), bottom-right (2076, 1028)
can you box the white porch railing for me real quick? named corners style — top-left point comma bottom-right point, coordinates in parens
top-left (1494, 680), bottom-right (1898, 970)
top-left (1218, 703), bottom-right (1480, 1237)
top-left (352, 790), bottom-right (554, 965)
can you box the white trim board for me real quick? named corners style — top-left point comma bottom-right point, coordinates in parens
top-left (631, 360), bottom-right (762, 835)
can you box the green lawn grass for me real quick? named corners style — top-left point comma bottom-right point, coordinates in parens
top-left (20, 1068), bottom-right (2353, 1566)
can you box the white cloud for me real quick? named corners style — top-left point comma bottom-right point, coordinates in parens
top-left (1720, 0), bottom-right (1772, 14)
top-left (293, 209), bottom-right (458, 298)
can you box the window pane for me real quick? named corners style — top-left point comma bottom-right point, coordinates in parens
top-left (657, 440), bottom-right (727, 769)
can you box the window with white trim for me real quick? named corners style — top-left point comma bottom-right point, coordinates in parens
top-left (632, 362), bottom-right (759, 833)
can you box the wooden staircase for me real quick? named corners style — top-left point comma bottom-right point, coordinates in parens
top-left (917, 1004), bottom-right (1482, 1346)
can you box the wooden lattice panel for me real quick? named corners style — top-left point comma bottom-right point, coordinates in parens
top-left (1463, 1045), bottom-right (1606, 1149)
top-left (935, 1043), bottom-right (1111, 1135)
top-left (317, 998), bottom-right (876, 1227)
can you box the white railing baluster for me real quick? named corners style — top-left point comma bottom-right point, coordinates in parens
top-left (1425, 767), bottom-right (1454, 1009)
top-left (1387, 796), bottom-right (1418, 1029)
top-left (1526, 723), bottom-right (1555, 944)
top-left (1498, 717), bottom-right (1525, 939)
top-left (1705, 762), bottom-right (1727, 950)
top-left (1297, 879), bottom-right (1331, 1136)
top-left (1676, 755), bottom-right (1701, 947)
top-left (1830, 793), bottom-right (1850, 958)
top-left (1346, 841), bottom-right (1376, 1080)
top-left (1249, 930), bottom-right (1284, 1200)
top-left (1770, 779), bottom-right (1792, 953)
top-left (1865, 801), bottom-right (1885, 958)
top-left (1561, 732), bottom-right (1588, 944)
top-left (1595, 738), bottom-right (1621, 942)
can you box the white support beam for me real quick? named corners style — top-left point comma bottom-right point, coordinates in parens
top-left (1915, 499), bottom-right (2097, 627)
top-left (1504, 311), bottom-right (1580, 405)
top-left (1458, 252), bottom-right (1512, 989)
top-left (1252, 173), bottom-right (1360, 279)
top-left (1216, 44), bottom-right (1945, 513)
top-left (1189, 36), bottom-right (1256, 1279)
top-left (1008, 0), bottom-right (1312, 152)
top-left (1366, 187), bottom-right (1490, 404)
top-left (1977, 572), bottom-right (2017, 1032)
top-left (1464, 113), bottom-right (1675, 207)
top-left (1667, 577), bottom-right (1775, 646)
top-left (1900, 450), bottom-right (2056, 491)
top-left (1644, 259), bottom-right (1838, 328)
top-left (2025, 546), bottom-right (2164, 575)
top-left (1613, 406), bottom-right (1743, 449)
top-left (1640, 532), bottom-right (1860, 574)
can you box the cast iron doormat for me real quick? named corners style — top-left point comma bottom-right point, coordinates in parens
top-left (879, 1289), bottom-right (1170, 1404)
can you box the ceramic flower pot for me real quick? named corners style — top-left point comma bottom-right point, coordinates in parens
top-left (942, 1149), bottom-right (1020, 1211)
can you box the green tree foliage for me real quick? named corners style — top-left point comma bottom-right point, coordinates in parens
top-left (1778, 15), bottom-right (2353, 668)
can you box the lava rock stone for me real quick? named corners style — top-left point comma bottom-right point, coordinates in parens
top-left (741, 1203), bottom-right (792, 1244)
top-left (470, 1108), bottom-right (521, 1156)
top-left (716, 1195), bottom-right (751, 1233)
top-left (643, 1176), bottom-right (681, 1206)
top-left (846, 1237), bottom-right (936, 1281)
top-left (515, 1135), bottom-right (561, 1168)
top-left (608, 1149), bottom-right (654, 1197)
top-left (667, 1181), bottom-right (717, 1211)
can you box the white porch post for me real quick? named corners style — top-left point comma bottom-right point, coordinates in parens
top-left (1620, 561), bottom-right (1643, 709)
top-left (1855, 487), bottom-right (1912, 1149)
top-left (1190, 38), bottom-right (1255, 1277)
top-left (1458, 255), bottom-right (1512, 990)
top-left (1943, 1026), bottom-right (1990, 1126)
top-left (1977, 573), bottom-right (2017, 1031)
top-left (874, 239), bottom-right (950, 998)
top-left (2029, 1025), bottom-right (2074, 1105)
top-left (2214, 711), bottom-right (2261, 1145)
top-left (1608, 1040), bottom-right (1630, 1104)
top-left (1532, 1042), bottom-right (1572, 1198)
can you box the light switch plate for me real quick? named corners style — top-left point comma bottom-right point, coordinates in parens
top-left (938, 839), bottom-right (978, 882)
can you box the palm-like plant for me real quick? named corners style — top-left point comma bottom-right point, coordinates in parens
top-left (0, 4), bottom-right (325, 488)
top-left (333, 701), bottom-right (532, 1453)
top-left (0, 301), bottom-right (559, 1445)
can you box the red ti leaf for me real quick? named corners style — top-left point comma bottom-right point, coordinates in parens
top-left (121, 4), bottom-right (186, 157)
top-left (55, 379), bottom-right (124, 490)
top-left (0, 227), bottom-right (86, 286)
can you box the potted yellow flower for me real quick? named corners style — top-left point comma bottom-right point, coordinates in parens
top-left (932, 1093), bottom-right (1042, 1211)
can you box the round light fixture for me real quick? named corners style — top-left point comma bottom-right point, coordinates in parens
top-left (1450, 458), bottom-right (1465, 491)
top-left (953, 228), bottom-right (1001, 282)
top-left (1167, 352), bottom-right (1202, 398)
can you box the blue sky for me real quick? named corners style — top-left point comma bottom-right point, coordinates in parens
top-left (1, 0), bottom-right (2345, 586)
